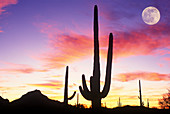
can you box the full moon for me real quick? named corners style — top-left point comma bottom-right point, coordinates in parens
top-left (142, 6), bottom-right (160, 25)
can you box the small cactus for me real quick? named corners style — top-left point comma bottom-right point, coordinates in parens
top-left (76, 93), bottom-right (79, 107)
top-left (117, 97), bottom-right (122, 107)
top-left (64, 66), bottom-right (76, 105)
top-left (147, 99), bottom-right (149, 108)
top-left (138, 80), bottom-right (143, 106)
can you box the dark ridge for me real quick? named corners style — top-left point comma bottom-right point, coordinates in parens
top-left (0, 90), bottom-right (169, 114)
top-left (11, 89), bottom-right (49, 105)
top-left (11, 89), bottom-right (62, 106)
top-left (0, 96), bottom-right (9, 107)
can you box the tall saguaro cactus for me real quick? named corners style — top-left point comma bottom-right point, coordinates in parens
top-left (138, 80), bottom-right (143, 106)
top-left (79, 5), bottom-right (113, 109)
top-left (64, 66), bottom-right (76, 105)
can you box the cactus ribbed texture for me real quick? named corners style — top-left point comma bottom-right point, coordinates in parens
top-left (79, 5), bottom-right (113, 109)
top-left (64, 66), bottom-right (76, 105)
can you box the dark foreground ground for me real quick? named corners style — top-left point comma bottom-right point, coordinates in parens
top-left (1, 105), bottom-right (169, 114)
top-left (0, 90), bottom-right (169, 114)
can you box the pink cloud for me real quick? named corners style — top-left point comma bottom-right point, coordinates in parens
top-left (0, 0), bottom-right (18, 15)
top-left (44, 34), bottom-right (92, 68)
top-left (37, 23), bottom-right (93, 68)
top-left (0, 68), bottom-right (47, 74)
top-left (37, 21), bottom-right (170, 69)
top-left (0, 0), bottom-right (18, 32)
top-left (28, 80), bottom-right (63, 90)
top-left (0, 27), bottom-right (3, 32)
top-left (157, 63), bottom-right (164, 68)
top-left (0, 61), bottom-right (48, 74)
top-left (163, 57), bottom-right (170, 62)
top-left (115, 72), bottom-right (170, 82)
top-left (112, 31), bottom-right (170, 59)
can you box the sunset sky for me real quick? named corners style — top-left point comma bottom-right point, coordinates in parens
top-left (0, 0), bottom-right (169, 108)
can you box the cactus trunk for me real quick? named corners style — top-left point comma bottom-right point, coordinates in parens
top-left (138, 80), bottom-right (143, 106)
top-left (77, 93), bottom-right (79, 106)
top-left (147, 99), bottom-right (149, 108)
top-left (64, 66), bottom-right (76, 105)
top-left (64, 66), bottom-right (68, 105)
top-left (92, 5), bottom-right (101, 108)
top-left (117, 97), bottom-right (122, 107)
top-left (79, 5), bottom-right (113, 109)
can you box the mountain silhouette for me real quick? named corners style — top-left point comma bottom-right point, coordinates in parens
top-left (10, 90), bottom-right (64, 109)
top-left (0, 96), bottom-right (9, 107)
top-left (0, 89), bottom-right (169, 114)
top-left (11, 89), bottom-right (61, 106)
top-left (8, 89), bottom-right (68, 113)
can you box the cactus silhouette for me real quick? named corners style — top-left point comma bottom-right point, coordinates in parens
top-left (117, 97), bottom-right (122, 107)
top-left (147, 98), bottom-right (149, 108)
top-left (76, 93), bottom-right (79, 107)
top-left (64, 66), bottom-right (76, 105)
top-left (79, 5), bottom-right (113, 109)
top-left (138, 80), bottom-right (144, 106)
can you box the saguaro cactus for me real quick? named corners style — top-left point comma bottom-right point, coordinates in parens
top-left (64, 66), bottom-right (76, 105)
top-left (79, 5), bottom-right (113, 109)
top-left (117, 97), bottom-right (122, 107)
top-left (147, 99), bottom-right (149, 108)
top-left (138, 80), bottom-right (144, 106)
top-left (77, 93), bottom-right (79, 106)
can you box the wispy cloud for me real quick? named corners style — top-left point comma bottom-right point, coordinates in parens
top-left (112, 30), bottom-right (170, 59)
top-left (0, 68), bottom-right (47, 74)
top-left (0, 0), bottom-right (18, 15)
top-left (0, 27), bottom-right (3, 32)
top-left (37, 22), bottom-right (93, 68)
top-left (115, 72), bottom-right (170, 82)
top-left (0, 61), bottom-right (48, 74)
top-left (0, 0), bottom-right (18, 32)
top-left (37, 14), bottom-right (170, 69)
top-left (163, 57), bottom-right (170, 62)
top-left (28, 80), bottom-right (63, 90)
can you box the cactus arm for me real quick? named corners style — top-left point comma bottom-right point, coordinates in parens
top-left (79, 86), bottom-right (92, 100)
top-left (82, 74), bottom-right (90, 93)
top-left (68, 91), bottom-right (76, 100)
top-left (101, 33), bottom-right (113, 98)
top-left (79, 74), bottom-right (92, 100)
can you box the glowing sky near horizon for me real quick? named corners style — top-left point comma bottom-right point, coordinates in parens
top-left (0, 0), bottom-right (169, 108)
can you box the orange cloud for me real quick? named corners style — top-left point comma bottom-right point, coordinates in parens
top-left (0, 0), bottom-right (17, 14)
top-left (40, 32), bottom-right (93, 68)
top-left (115, 72), bottom-right (170, 82)
top-left (37, 22), bottom-right (170, 69)
top-left (29, 80), bottom-right (63, 90)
